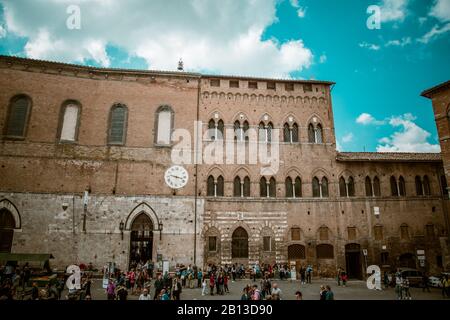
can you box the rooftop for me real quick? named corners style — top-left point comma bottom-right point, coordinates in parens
top-left (0, 55), bottom-right (335, 85)
top-left (421, 80), bottom-right (450, 98)
top-left (336, 152), bottom-right (442, 163)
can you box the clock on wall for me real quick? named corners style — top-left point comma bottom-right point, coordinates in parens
top-left (164, 165), bottom-right (189, 189)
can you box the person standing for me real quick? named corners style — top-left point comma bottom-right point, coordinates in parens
top-left (422, 273), bottom-right (431, 293)
top-left (201, 278), bottom-right (208, 296)
top-left (172, 277), bottom-right (182, 300)
top-left (209, 273), bottom-right (215, 296)
top-left (402, 278), bottom-right (411, 300)
top-left (325, 285), bottom-right (334, 300)
top-left (116, 284), bottom-right (128, 301)
top-left (106, 279), bottom-right (116, 300)
top-left (197, 269), bottom-right (203, 288)
top-left (383, 271), bottom-right (390, 289)
top-left (231, 264), bottom-right (236, 282)
top-left (395, 273), bottom-right (403, 300)
top-left (341, 272), bottom-right (348, 287)
top-left (319, 285), bottom-right (327, 300)
top-left (251, 285), bottom-right (261, 300)
top-left (224, 273), bottom-right (229, 293)
top-left (153, 275), bottom-right (164, 300)
top-left (306, 265), bottom-right (313, 284)
top-left (271, 283), bottom-right (282, 300)
top-left (139, 288), bottom-right (151, 300)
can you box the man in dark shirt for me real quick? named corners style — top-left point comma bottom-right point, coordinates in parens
top-left (153, 275), bottom-right (164, 300)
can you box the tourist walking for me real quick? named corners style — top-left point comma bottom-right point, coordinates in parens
top-left (325, 285), bottom-right (334, 300)
top-left (172, 277), bottom-right (182, 300)
top-left (306, 265), bottom-right (313, 284)
top-left (402, 278), bottom-right (411, 300)
top-left (106, 279), bottom-right (116, 300)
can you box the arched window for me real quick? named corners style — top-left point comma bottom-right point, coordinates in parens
top-left (269, 177), bottom-right (276, 197)
top-left (260, 177), bottom-right (267, 197)
top-left (365, 176), bottom-right (373, 197)
top-left (292, 123), bottom-right (299, 143)
top-left (207, 176), bottom-right (215, 196)
top-left (390, 176), bottom-right (398, 196)
top-left (339, 177), bottom-right (347, 197)
top-left (0, 208), bottom-right (16, 253)
top-left (283, 123), bottom-right (290, 143)
top-left (217, 119), bottom-right (224, 140)
top-left (258, 122), bottom-right (266, 142)
top-left (243, 176), bottom-right (251, 197)
top-left (155, 105), bottom-right (173, 145)
top-left (234, 120), bottom-right (241, 141)
top-left (267, 122), bottom-right (273, 143)
top-left (108, 104), bottom-right (127, 145)
top-left (231, 227), bottom-right (248, 258)
top-left (243, 121), bottom-right (250, 142)
top-left (208, 119), bottom-right (216, 140)
top-left (415, 176), bottom-right (423, 196)
top-left (423, 175), bottom-right (431, 196)
top-left (316, 244), bottom-right (334, 259)
top-left (321, 177), bottom-right (329, 197)
top-left (285, 177), bottom-right (293, 198)
top-left (59, 101), bottom-right (81, 142)
top-left (399, 176), bottom-right (406, 196)
top-left (308, 124), bottom-right (315, 143)
top-left (216, 176), bottom-right (224, 197)
top-left (348, 177), bottom-right (355, 197)
top-left (373, 176), bottom-right (381, 196)
top-left (312, 177), bottom-right (320, 197)
top-left (5, 95), bottom-right (32, 139)
top-left (233, 176), bottom-right (241, 197)
top-left (315, 124), bottom-right (323, 143)
top-left (294, 177), bottom-right (302, 198)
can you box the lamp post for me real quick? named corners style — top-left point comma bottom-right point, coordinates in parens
top-left (119, 220), bottom-right (124, 240)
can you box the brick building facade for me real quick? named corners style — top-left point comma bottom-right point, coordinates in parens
top-left (0, 55), bottom-right (448, 277)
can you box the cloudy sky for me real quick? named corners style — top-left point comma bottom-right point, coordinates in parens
top-left (0, 0), bottom-right (449, 152)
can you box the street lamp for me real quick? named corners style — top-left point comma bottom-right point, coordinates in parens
top-left (119, 220), bottom-right (124, 240)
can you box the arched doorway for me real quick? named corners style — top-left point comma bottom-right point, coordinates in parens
top-left (0, 208), bottom-right (15, 253)
top-left (398, 253), bottom-right (416, 269)
top-left (288, 244), bottom-right (306, 272)
top-left (129, 213), bottom-right (153, 268)
top-left (345, 243), bottom-right (362, 279)
top-left (232, 227), bottom-right (249, 259)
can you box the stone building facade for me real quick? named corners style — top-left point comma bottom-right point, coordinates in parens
top-left (0, 55), bottom-right (448, 277)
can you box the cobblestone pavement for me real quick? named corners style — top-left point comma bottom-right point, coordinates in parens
top-left (67, 278), bottom-right (445, 301)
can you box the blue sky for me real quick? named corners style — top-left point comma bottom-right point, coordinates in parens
top-left (0, 0), bottom-right (449, 152)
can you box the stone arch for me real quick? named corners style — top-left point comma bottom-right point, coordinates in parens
top-left (124, 202), bottom-right (160, 231)
top-left (228, 221), bottom-right (253, 239)
top-left (337, 169), bottom-right (356, 180)
top-left (285, 167), bottom-right (302, 180)
top-left (0, 199), bottom-right (21, 229)
top-left (232, 166), bottom-right (252, 180)
top-left (306, 113), bottom-right (325, 127)
top-left (311, 168), bottom-right (330, 181)
top-left (207, 166), bottom-right (226, 180)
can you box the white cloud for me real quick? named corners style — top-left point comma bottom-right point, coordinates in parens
top-left (418, 23), bottom-right (450, 43)
top-left (0, 25), bottom-right (5, 38)
top-left (376, 113), bottom-right (440, 152)
top-left (290, 0), bottom-right (299, 8)
top-left (319, 54), bottom-right (327, 63)
top-left (342, 133), bottom-right (354, 143)
top-left (429, 0), bottom-right (450, 22)
top-left (379, 0), bottom-right (409, 23)
top-left (1, 0), bottom-right (313, 78)
top-left (385, 37), bottom-right (411, 47)
top-left (359, 42), bottom-right (381, 51)
top-left (356, 113), bottom-right (386, 125)
top-left (297, 7), bottom-right (307, 18)
top-left (336, 140), bottom-right (342, 152)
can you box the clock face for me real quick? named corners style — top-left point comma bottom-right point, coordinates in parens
top-left (164, 165), bottom-right (189, 189)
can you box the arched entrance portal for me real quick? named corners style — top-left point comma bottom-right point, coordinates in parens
top-left (345, 243), bottom-right (362, 279)
top-left (129, 213), bottom-right (153, 268)
top-left (398, 253), bottom-right (416, 269)
top-left (232, 227), bottom-right (249, 259)
top-left (288, 244), bottom-right (306, 273)
top-left (0, 208), bottom-right (15, 253)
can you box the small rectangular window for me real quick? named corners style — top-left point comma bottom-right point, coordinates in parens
top-left (208, 236), bottom-right (217, 252)
top-left (285, 83), bottom-right (294, 91)
top-left (229, 80), bottom-right (239, 88)
top-left (267, 82), bottom-right (276, 90)
top-left (248, 81), bottom-right (258, 89)
top-left (263, 236), bottom-right (271, 251)
top-left (319, 227), bottom-right (329, 241)
top-left (303, 83), bottom-right (312, 92)
top-left (210, 79), bottom-right (220, 87)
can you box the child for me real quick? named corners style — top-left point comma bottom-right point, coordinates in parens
top-left (202, 278), bottom-right (208, 296)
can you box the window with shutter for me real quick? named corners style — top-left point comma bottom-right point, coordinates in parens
top-left (339, 177), bottom-right (347, 197)
top-left (285, 177), bottom-right (293, 198)
top-left (321, 177), bottom-right (329, 197)
top-left (399, 176), bottom-right (406, 196)
top-left (292, 123), bottom-right (299, 142)
top-left (156, 106), bottom-right (172, 145)
top-left (423, 175), bottom-right (431, 195)
top-left (207, 176), bottom-right (215, 196)
top-left (232, 227), bottom-right (248, 258)
top-left (291, 227), bottom-right (301, 241)
top-left (316, 244), bottom-right (334, 259)
top-left (216, 176), bottom-right (224, 196)
top-left (319, 227), bottom-right (329, 240)
top-left (233, 176), bottom-right (241, 197)
top-left (348, 227), bottom-right (357, 240)
top-left (263, 236), bottom-right (271, 251)
top-left (60, 103), bottom-right (80, 142)
top-left (208, 236), bottom-right (217, 252)
top-left (6, 95), bottom-right (31, 138)
top-left (312, 177), bottom-right (320, 197)
top-left (108, 104), bottom-right (127, 145)
top-left (260, 177), bottom-right (267, 197)
top-left (348, 177), bottom-right (355, 197)
top-left (283, 123), bottom-right (290, 142)
top-left (308, 124), bottom-right (315, 143)
top-left (269, 177), bottom-right (276, 197)
top-left (390, 176), bottom-right (398, 196)
top-left (243, 176), bottom-right (251, 197)
top-left (373, 176), bottom-right (381, 196)
top-left (295, 177), bottom-right (302, 197)
top-left (365, 176), bottom-right (373, 197)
